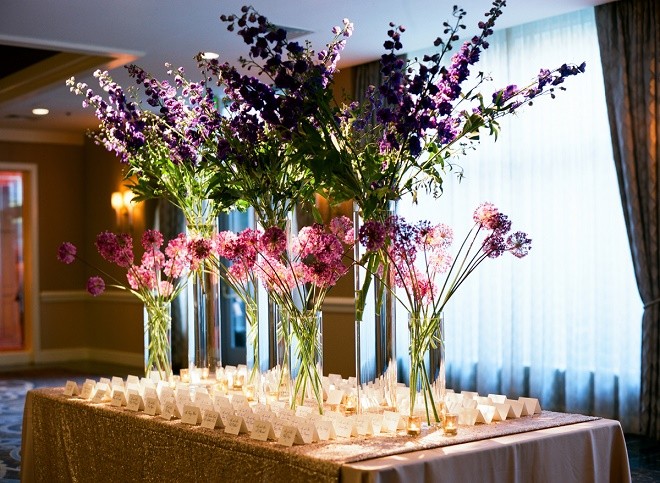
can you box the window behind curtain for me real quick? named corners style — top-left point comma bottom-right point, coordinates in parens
top-left (396, 7), bottom-right (641, 431)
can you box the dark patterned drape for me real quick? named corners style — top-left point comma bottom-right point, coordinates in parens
top-left (595, 0), bottom-right (660, 438)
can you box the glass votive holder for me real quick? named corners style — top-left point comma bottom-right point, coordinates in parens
top-left (343, 394), bottom-right (357, 415)
top-left (406, 415), bottom-right (422, 436)
top-left (243, 384), bottom-right (255, 401)
top-left (444, 413), bottom-right (458, 436)
top-left (233, 374), bottom-right (245, 390)
top-left (180, 369), bottom-right (190, 383)
top-left (201, 367), bottom-right (210, 380)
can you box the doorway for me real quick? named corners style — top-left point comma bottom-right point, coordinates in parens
top-left (0, 170), bottom-right (24, 350)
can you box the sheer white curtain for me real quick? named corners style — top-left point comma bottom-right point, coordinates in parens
top-left (397, 8), bottom-right (642, 431)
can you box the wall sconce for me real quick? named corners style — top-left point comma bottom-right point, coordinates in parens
top-left (111, 190), bottom-right (135, 231)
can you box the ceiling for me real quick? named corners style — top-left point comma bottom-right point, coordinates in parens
top-left (0, 0), bottom-right (615, 138)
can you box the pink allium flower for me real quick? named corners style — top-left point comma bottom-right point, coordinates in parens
top-left (57, 242), bottom-right (77, 264)
top-left (359, 220), bottom-right (387, 251)
top-left (86, 276), bottom-right (105, 296)
top-left (483, 234), bottom-right (506, 258)
top-left (429, 249), bottom-right (452, 274)
top-left (329, 216), bottom-right (354, 246)
top-left (259, 226), bottom-right (287, 258)
top-left (141, 250), bottom-right (165, 270)
top-left (473, 202), bottom-right (500, 230)
top-left (215, 230), bottom-right (239, 259)
top-left (426, 224), bottom-right (453, 249)
top-left (142, 229), bottom-right (164, 250)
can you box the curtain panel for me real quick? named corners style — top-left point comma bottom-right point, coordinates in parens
top-left (397, 7), bottom-right (642, 432)
top-left (595, 0), bottom-right (660, 438)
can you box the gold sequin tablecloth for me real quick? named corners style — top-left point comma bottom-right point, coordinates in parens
top-left (20, 388), bottom-right (630, 483)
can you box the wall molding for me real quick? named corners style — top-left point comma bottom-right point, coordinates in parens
top-left (0, 128), bottom-right (85, 145)
top-left (41, 289), bottom-right (140, 304)
top-left (36, 347), bottom-right (143, 367)
top-left (322, 296), bottom-right (354, 314)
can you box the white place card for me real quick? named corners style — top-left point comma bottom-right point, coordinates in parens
top-left (213, 394), bottom-right (232, 409)
top-left (181, 404), bottom-right (202, 425)
top-left (488, 393), bottom-right (507, 404)
top-left (111, 376), bottom-right (124, 388)
top-left (224, 415), bottom-right (248, 435)
top-left (462, 398), bottom-right (478, 409)
top-left (111, 389), bottom-right (127, 407)
top-left (519, 397), bottom-right (542, 415)
top-left (506, 399), bottom-right (524, 418)
top-left (218, 406), bottom-right (235, 426)
top-left (315, 420), bottom-right (336, 441)
top-left (126, 392), bottom-right (145, 412)
top-left (298, 422), bottom-right (319, 444)
top-left (143, 387), bottom-right (158, 401)
top-left (278, 425), bottom-right (303, 446)
top-left (493, 402), bottom-right (510, 421)
top-left (381, 411), bottom-right (401, 433)
top-left (90, 387), bottom-right (107, 404)
top-left (231, 394), bottom-right (249, 409)
top-left (144, 396), bottom-right (161, 416)
top-left (63, 381), bottom-right (80, 397)
top-left (295, 405), bottom-right (314, 417)
top-left (195, 393), bottom-right (215, 413)
top-left (176, 391), bottom-right (192, 408)
top-left (272, 419), bottom-right (286, 439)
top-left (243, 412), bottom-right (257, 432)
top-left (161, 398), bottom-right (180, 420)
top-left (334, 419), bottom-right (356, 439)
top-left (79, 380), bottom-right (96, 400)
top-left (126, 375), bottom-right (140, 387)
top-left (201, 410), bottom-right (223, 429)
top-left (475, 396), bottom-right (493, 406)
top-left (326, 389), bottom-right (344, 406)
top-left (476, 404), bottom-right (496, 424)
top-left (251, 420), bottom-right (276, 441)
top-left (354, 415), bottom-right (373, 436)
top-left (99, 377), bottom-right (112, 387)
top-left (459, 407), bottom-right (479, 426)
top-left (461, 391), bottom-right (478, 400)
top-left (369, 414), bottom-right (383, 435)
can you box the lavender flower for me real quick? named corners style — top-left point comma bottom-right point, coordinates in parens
top-left (57, 242), bottom-right (77, 264)
top-left (86, 276), bottom-right (105, 296)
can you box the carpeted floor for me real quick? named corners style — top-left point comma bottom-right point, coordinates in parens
top-left (2, 366), bottom-right (660, 482)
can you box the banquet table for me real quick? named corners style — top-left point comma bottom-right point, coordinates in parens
top-left (20, 388), bottom-right (631, 483)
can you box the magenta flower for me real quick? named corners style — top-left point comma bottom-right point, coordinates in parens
top-left (359, 220), bottom-right (387, 251)
top-left (142, 229), bottom-right (164, 250)
top-left (57, 242), bottom-right (77, 264)
top-left (259, 226), bottom-right (287, 258)
top-left (329, 216), bottom-right (354, 246)
top-left (86, 276), bottom-right (105, 296)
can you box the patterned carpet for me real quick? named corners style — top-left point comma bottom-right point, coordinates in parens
top-left (2, 367), bottom-right (660, 482)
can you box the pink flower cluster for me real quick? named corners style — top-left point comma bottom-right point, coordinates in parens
top-left (214, 216), bottom-right (354, 295)
top-left (358, 203), bottom-right (532, 308)
top-left (57, 229), bottom-right (206, 300)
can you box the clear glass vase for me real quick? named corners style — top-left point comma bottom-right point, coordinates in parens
top-left (353, 201), bottom-right (398, 407)
top-left (144, 300), bottom-right (173, 382)
top-left (186, 201), bottom-right (221, 379)
top-left (408, 313), bottom-right (444, 424)
top-left (288, 309), bottom-right (323, 414)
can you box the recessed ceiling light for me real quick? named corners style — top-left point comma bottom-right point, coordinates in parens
top-left (32, 108), bottom-right (49, 116)
top-left (201, 52), bottom-right (219, 60)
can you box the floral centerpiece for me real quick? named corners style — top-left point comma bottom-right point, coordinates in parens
top-left (205, 2), bottom-right (584, 383)
top-left (57, 229), bottom-right (206, 381)
top-left (359, 203), bottom-right (531, 423)
top-left (247, 217), bottom-right (354, 412)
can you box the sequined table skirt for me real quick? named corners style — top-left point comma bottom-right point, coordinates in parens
top-left (20, 388), bottom-right (630, 482)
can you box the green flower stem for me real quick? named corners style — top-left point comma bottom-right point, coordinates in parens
top-left (408, 315), bottom-right (442, 424)
top-left (144, 300), bottom-right (172, 382)
top-left (290, 310), bottom-right (323, 414)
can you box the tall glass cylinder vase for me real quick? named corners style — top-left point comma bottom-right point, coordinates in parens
top-left (254, 211), bottom-right (294, 374)
top-left (186, 200), bottom-right (221, 380)
top-left (428, 311), bottom-right (446, 422)
top-left (408, 313), bottom-right (443, 424)
top-left (289, 309), bottom-right (323, 413)
top-left (144, 300), bottom-right (173, 382)
top-left (353, 201), bottom-right (398, 404)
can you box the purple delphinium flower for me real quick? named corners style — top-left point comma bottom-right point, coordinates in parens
top-left (57, 242), bottom-right (77, 264)
top-left (86, 276), bottom-right (105, 296)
